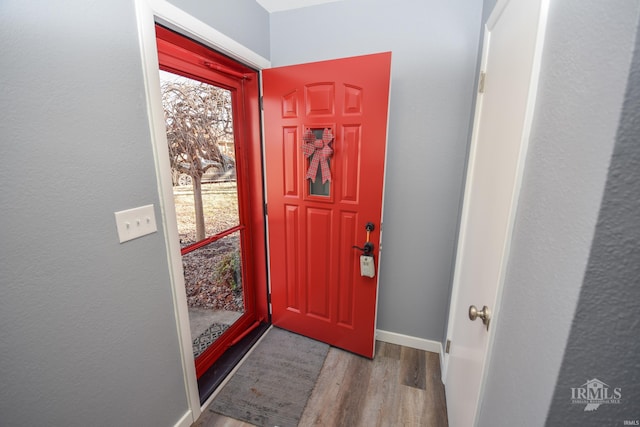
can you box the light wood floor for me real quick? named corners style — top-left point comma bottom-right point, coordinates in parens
top-left (193, 341), bottom-right (448, 427)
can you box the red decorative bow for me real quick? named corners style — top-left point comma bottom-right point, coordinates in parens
top-left (302, 128), bottom-right (333, 183)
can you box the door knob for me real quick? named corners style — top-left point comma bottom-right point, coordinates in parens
top-left (352, 242), bottom-right (374, 256)
top-left (469, 305), bottom-right (491, 331)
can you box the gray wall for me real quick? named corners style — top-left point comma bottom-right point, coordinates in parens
top-left (270, 0), bottom-right (483, 341)
top-left (477, 1), bottom-right (640, 425)
top-left (0, 1), bottom-right (269, 426)
top-left (13, 0), bottom-right (629, 424)
top-left (545, 15), bottom-right (640, 427)
top-left (167, 0), bottom-right (270, 60)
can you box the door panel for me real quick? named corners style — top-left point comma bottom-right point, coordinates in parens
top-left (263, 53), bottom-right (391, 358)
top-left (443, 0), bottom-right (549, 425)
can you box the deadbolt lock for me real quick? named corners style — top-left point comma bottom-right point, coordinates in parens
top-left (469, 305), bottom-right (491, 331)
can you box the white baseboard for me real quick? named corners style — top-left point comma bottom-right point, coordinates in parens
top-left (376, 329), bottom-right (443, 356)
top-left (173, 410), bottom-right (193, 427)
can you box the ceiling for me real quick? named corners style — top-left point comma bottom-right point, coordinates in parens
top-left (256, 0), bottom-right (343, 13)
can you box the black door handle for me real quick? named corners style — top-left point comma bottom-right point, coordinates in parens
top-left (353, 222), bottom-right (376, 256)
top-left (352, 242), bottom-right (374, 256)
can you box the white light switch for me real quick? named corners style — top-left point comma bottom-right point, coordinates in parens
top-left (114, 204), bottom-right (158, 243)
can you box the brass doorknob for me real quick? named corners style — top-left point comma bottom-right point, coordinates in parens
top-left (469, 305), bottom-right (491, 331)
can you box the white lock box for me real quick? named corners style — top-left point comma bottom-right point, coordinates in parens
top-left (360, 255), bottom-right (375, 278)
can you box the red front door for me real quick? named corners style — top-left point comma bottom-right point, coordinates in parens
top-left (263, 53), bottom-right (391, 358)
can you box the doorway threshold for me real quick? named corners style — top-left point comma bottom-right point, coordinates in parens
top-left (197, 321), bottom-right (270, 405)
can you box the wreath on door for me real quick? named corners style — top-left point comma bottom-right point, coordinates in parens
top-left (302, 128), bottom-right (333, 183)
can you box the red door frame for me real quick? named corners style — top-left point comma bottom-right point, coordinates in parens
top-left (156, 25), bottom-right (268, 377)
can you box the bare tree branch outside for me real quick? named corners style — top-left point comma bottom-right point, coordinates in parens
top-left (161, 76), bottom-right (234, 242)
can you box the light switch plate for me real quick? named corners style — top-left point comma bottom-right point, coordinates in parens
top-left (114, 204), bottom-right (157, 243)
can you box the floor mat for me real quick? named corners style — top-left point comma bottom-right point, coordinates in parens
top-left (193, 323), bottom-right (229, 358)
top-left (208, 327), bottom-right (330, 427)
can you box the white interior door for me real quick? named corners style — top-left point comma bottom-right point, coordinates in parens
top-left (443, 1), bottom-right (549, 426)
